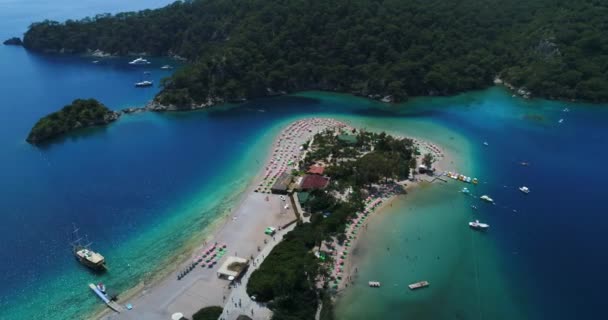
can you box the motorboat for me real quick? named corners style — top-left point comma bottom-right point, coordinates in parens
top-left (469, 220), bottom-right (490, 230)
top-left (461, 187), bottom-right (470, 194)
top-left (135, 80), bottom-right (153, 87)
top-left (558, 118), bottom-right (564, 124)
top-left (483, 141), bottom-right (489, 146)
top-left (161, 65), bottom-right (173, 70)
top-left (408, 281), bottom-right (430, 290)
top-left (519, 186), bottom-right (530, 194)
top-left (128, 57), bottom-right (151, 65)
top-left (480, 195), bottom-right (494, 203)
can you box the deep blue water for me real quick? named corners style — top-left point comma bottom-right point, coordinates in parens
top-left (2, 1), bottom-right (608, 319)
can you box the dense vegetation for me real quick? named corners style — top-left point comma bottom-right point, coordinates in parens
top-left (247, 129), bottom-right (414, 319)
top-left (192, 306), bottom-right (223, 320)
top-left (27, 99), bottom-right (119, 143)
top-left (23, 0), bottom-right (608, 104)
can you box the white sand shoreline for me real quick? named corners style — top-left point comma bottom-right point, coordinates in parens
top-left (93, 117), bottom-right (453, 320)
top-left (333, 138), bottom-right (456, 296)
top-left (95, 118), bottom-right (350, 320)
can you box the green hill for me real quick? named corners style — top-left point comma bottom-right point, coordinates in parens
top-left (27, 99), bottom-right (119, 143)
top-left (23, 0), bottom-right (608, 106)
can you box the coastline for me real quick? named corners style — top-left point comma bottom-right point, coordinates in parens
top-left (87, 116), bottom-right (454, 320)
top-left (333, 138), bottom-right (455, 295)
top-left (93, 118), bottom-right (350, 320)
top-left (91, 124), bottom-right (281, 320)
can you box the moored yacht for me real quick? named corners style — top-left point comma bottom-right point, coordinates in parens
top-left (71, 225), bottom-right (106, 271)
top-left (135, 80), bottom-right (153, 87)
top-left (128, 57), bottom-right (150, 65)
top-left (469, 220), bottom-right (490, 230)
top-left (519, 186), bottom-right (530, 194)
top-left (480, 195), bottom-right (494, 203)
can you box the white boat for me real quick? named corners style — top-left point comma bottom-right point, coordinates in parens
top-left (408, 281), bottom-right (430, 290)
top-left (368, 281), bottom-right (381, 287)
top-left (563, 107), bottom-right (570, 112)
top-left (469, 220), bottom-right (490, 230)
top-left (558, 118), bottom-right (564, 124)
top-left (483, 141), bottom-right (489, 146)
top-left (128, 57), bottom-right (150, 65)
top-left (160, 65), bottom-right (173, 70)
top-left (461, 187), bottom-right (470, 194)
top-left (519, 186), bottom-right (530, 194)
top-left (134, 80), bottom-right (153, 87)
top-left (480, 195), bottom-right (494, 203)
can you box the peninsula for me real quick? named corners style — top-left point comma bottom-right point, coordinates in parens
top-left (27, 99), bottom-right (119, 143)
top-left (22, 0), bottom-right (608, 106)
top-left (94, 118), bottom-right (447, 320)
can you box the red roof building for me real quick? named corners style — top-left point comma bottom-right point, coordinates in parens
top-left (308, 165), bottom-right (325, 175)
top-left (300, 175), bottom-right (330, 190)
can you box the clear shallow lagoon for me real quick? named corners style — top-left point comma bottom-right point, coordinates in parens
top-left (1, 2), bottom-right (608, 319)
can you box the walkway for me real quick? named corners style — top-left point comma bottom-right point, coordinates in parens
top-left (219, 223), bottom-right (297, 320)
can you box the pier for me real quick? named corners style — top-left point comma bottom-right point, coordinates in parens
top-left (88, 283), bottom-right (123, 313)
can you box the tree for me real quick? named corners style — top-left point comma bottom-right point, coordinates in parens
top-left (422, 153), bottom-right (434, 170)
top-left (192, 306), bottom-right (223, 320)
top-left (22, 0), bottom-right (608, 104)
top-left (408, 157), bottom-right (417, 176)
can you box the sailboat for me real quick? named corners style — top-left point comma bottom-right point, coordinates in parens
top-left (71, 225), bottom-right (106, 271)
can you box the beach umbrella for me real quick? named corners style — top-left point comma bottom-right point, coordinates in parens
top-left (171, 313), bottom-right (185, 320)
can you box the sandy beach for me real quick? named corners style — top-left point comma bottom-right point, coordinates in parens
top-left (97, 118), bottom-right (350, 320)
top-left (93, 117), bottom-right (456, 320)
top-left (332, 138), bottom-right (458, 293)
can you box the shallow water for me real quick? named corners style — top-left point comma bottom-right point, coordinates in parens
top-left (334, 89), bottom-right (608, 319)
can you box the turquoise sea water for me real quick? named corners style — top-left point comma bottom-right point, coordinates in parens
top-left (2, 2), bottom-right (608, 320)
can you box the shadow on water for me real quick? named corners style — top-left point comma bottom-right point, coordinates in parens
top-left (32, 125), bottom-right (111, 150)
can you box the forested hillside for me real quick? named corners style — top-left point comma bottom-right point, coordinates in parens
top-left (23, 0), bottom-right (608, 106)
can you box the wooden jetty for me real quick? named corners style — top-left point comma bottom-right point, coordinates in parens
top-left (408, 280), bottom-right (430, 290)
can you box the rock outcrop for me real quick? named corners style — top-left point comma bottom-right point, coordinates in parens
top-left (3, 37), bottom-right (22, 46)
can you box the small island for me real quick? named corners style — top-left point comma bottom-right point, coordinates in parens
top-left (3, 37), bottom-right (22, 46)
top-left (27, 99), bottom-right (120, 144)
